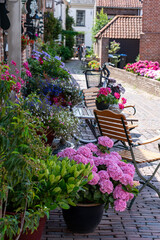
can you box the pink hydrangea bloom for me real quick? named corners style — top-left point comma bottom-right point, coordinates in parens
top-left (99, 179), bottom-right (113, 194)
top-left (98, 170), bottom-right (109, 180)
top-left (88, 172), bottom-right (100, 185)
top-left (72, 154), bottom-right (88, 164)
top-left (109, 152), bottom-right (122, 161)
top-left (113, 184), bottom-right (131, 201)
top-left (57, 148), bottom-right (76, 158)
top-left (98, 136), bottom-right (114, 148)
top-left (114, 199), bottom-right (127, 212)
top-left (120, 163), bottom-right (135, 177)
top-left (107, 163), bottom-right (123, 181)
top-left (120, 173), bottom-right (134, 186)
top-left (77, 146), bottom-right (93, 158)
top-left (85, 143), bottom-right (98, 153)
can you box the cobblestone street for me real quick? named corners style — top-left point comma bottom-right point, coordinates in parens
top-left (42, 58), bottom-right (160, 240)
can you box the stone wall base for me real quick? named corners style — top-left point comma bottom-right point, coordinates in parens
top-left (108, 66), bottom-right (160, 97)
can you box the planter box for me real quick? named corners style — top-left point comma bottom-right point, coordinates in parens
top-left (108, 66), bottom-right (160, 97)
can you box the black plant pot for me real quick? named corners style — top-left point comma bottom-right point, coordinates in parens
top-left (96, 100), bottom-right (109, 110)
top-left (62, 204), bottom-right (104, 233)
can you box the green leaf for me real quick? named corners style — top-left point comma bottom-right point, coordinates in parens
top-left (59, 202), bottom-right (70, 209)
top-left (53, 187), bottom-right (61, 193)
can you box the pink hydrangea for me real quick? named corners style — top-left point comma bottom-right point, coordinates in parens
top-left (85, 143), bottom-right (98, 153)
top-left (107, 163), bottom-right (123, 181)
top-left (109, 151), bottom-right (122, 161)
top-left (72, 154), bottom-right (88, 165)
top-left (99, 179), bottom-right (113, 194)
top-left (113, 184), bottom-right (132, 201)
top-left (114, 199), bottom-right (127, 212)
top-left (88, 172), bottom-right (100, 185)
top-left (77, 146), bottom-right (93, 158)
top-left (57, 148), bottom-right (76, 158)
top-left (119, 174), bottom-right (134, 186)
top-left (98, 136), bottom-right (114, 148)
top-left (98, 170), bottom-right (109, 180)
top-left (120, 163), bottom-right (135, 177)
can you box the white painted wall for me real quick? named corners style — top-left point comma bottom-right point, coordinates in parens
top-left (69, 0), bottom-right (95, 47)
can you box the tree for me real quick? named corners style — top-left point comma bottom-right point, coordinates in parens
top-left (64, 6), bottom-right (76, 50)
top-left (92, 9), bottom-right (110, 42)
top-left (44, 12), bottom-right (62, 43)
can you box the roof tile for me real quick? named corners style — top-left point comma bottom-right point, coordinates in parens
top-left (96, 0), bottom-right (142, 8)
top-left (95, 15), bottom-right (142, 39)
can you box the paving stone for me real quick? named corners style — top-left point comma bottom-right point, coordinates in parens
top-left (42, 58), bottom-right (160, 240)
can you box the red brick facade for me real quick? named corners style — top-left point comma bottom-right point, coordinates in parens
top-left (140, 0), bottom-right (160, 62)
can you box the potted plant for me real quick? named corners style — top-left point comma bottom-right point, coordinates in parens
top-left (57, 137), bottom-right (139, 233)
top-left (96, 82), bottom-right (126, 112)
top-left (0, 63), bottom-right (92, 239)
top-left (20, 93), bottom-right (79, 145)
top-left (21, 51), bottom-right (82, 108)
top-left (88, 60), bottom-right (100, 70)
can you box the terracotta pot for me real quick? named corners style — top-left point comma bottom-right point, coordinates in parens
top-left (36, 129), bottom-right (55, 146)
top-left (5, 215), bottom-right (47, 240)
top-left (62, 203), bottom-right (104, 233)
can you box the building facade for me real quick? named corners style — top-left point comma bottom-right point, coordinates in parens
top-left (95, 0), bottom-right (142, 19)
top-left (140, 0), bottom-right (160, 62)
top-left (69, 0), bottom-right (95, 47)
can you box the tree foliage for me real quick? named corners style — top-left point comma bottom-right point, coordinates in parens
top-left (65, 6), bottom-right (75, 51)
top-left (44, 12), bottom-right (62, 42)
top-left (92, 9), bottom-right (110, 42)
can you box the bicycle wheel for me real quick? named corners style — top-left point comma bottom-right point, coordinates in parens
top-left (73, 118), bottom-right (99, 144)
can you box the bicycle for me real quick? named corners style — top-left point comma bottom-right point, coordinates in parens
top-left (73, 63), bottom-right (137, 144)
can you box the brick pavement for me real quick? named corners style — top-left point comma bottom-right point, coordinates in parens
top-left (42, 59), bottom-right (160, 240)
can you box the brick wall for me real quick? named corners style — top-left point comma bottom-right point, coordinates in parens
top-left (140, 0), bottom-right (160, 62)
top-left (95, 37), bottom-right (109, 67)
top-left (108, 66), bottom-right (160, 97)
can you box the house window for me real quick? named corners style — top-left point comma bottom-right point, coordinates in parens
top-left (76, 10), bottom-right (85, 26)
top-left (76, 34), bottom-right (85, 46)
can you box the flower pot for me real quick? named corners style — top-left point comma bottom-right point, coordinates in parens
top-left (96, 100), bottom-right (109, 110)
top-left (5, 215), bottom-right (47, 240)
top-left (62, 203), bottom-right (104, 233)
top-left (109, 104), bottom-right (123, 113)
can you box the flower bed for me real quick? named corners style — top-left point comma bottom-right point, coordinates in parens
top-left (108, 65), bottom-right (160, 97)
top-left (124, 60), bottom-right (160, 80)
